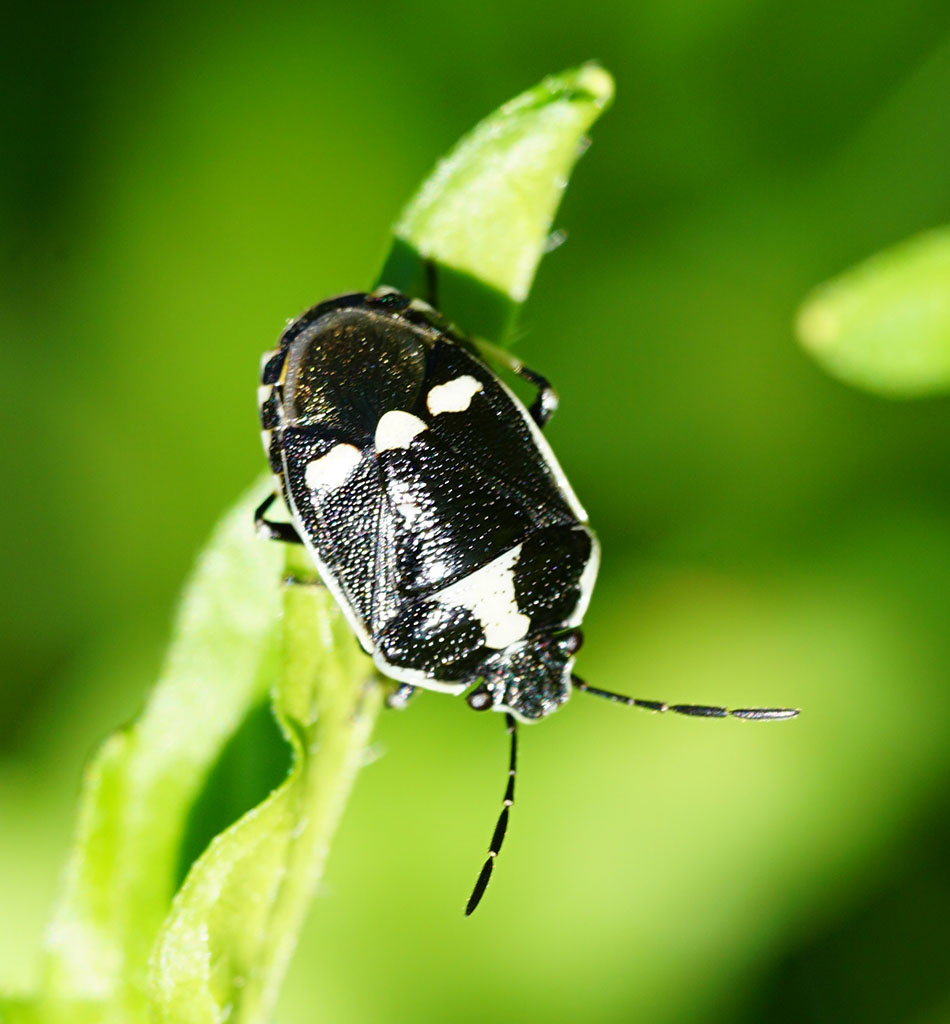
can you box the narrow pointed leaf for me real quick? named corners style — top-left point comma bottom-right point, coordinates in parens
top-left (378, 63), bottom-right (614, 342)
top-left (148, 551), bottom-right (381, 1024)
top-left (36, 482), bottom-right (283, 1022)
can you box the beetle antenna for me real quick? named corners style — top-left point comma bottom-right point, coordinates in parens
top-left (465, 713), bottom-right (518, 916)
top-left (571, 676), bottom-right (798, 721)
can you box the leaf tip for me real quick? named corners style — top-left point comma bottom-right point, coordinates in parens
top-left (795, 289), bottom-right (839, 353)
top-left (574, 62), bottom-right (615, 109)
top-left (795, 226), bottom-right (950, 396)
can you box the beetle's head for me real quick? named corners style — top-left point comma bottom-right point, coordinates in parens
top-left (466, 630), bottom-right (583, 722)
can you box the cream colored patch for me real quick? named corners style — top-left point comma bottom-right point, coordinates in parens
top-left (375, 410), bottom-right (428, 452)
top-left (433, 545), bottom-right (530, 650)
top-left (305, 443), bottom-right (362, 490)
top-left (426, 375), bottom-right (483, 416)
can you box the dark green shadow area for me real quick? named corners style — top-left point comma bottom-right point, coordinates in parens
top-left (738, 790), bottom-right (950, 1023)
top-left (175, 699), bottom-right (290, 889)
top-left (377, 238), bottom-right (517, 344)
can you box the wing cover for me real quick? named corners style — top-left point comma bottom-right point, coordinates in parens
top-left (279, 304), bottom-right (595, 683)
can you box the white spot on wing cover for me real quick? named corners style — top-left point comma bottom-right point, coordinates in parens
top-left (375, 411), bottom-right (428, 452)
top-left (305, 443), bottom-right (362, 490)
top-left (426, 375), bottom-right (484, 416)
top-left (434, 544), bottom-right (530, 649)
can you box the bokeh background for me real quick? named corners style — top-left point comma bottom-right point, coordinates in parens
top-left (4, 1), bottom-right (950, 1021)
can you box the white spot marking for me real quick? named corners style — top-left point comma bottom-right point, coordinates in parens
top-left (260, 429), bottom-right (272, 455)
top-left (434, 544), bottom-right (530, 650)
top-left (375, 410), bottom-right (428, 452)
top-left (257, 384), bottom-right (272, 409)
top-left (305, 443), bottom-right (362, 491)
top-left (426, 375), bottom-right (483, 416)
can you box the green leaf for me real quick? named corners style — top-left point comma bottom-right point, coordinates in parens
top-left (148, 545), bottom-right (380, 1024)
top-left (35, 481), bottom-right (284, 1023)
top-left (377, 63), bottom-right (614, 343)
top-left (0, 996), bottom-right (43, 1023)
top-left (6, 63), bottom-right (613, 1024)
top-left (797, 226), bottom-right (950, 397)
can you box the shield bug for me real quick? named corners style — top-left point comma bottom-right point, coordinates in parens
top-left (256, 288), bottom-right (798, 914)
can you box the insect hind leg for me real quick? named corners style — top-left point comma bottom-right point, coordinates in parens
top-left (386, 682), bottom-right (417, 710)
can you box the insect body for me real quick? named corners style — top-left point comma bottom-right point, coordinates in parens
top-left (257, 288), bottom-right (798, 913)
top-left (258, 289), bottom-right (596, 721)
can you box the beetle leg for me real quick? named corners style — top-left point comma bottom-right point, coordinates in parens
top-left (472, 338), bottom-right (559, 428)
top-left (386, 682), bottom-right (417, 710)
top-left (519, 364), bottom-right (559, 428)
top-left (254, 492), bottom-right (304, 545)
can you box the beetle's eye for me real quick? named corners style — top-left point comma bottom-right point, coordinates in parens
top-left (467, 687), bottom-right (493, 711)
top-left (558, 630), bottom-right (584, 656)
top-left (368, 289), bottom-right (409, 310)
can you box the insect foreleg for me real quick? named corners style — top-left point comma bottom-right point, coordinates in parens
top-left (254, 491), bottom-right (304, 545)
top-left (473, 338), bottom-right (559, 428)
top-left (386, 682), bottom-right (418, 710)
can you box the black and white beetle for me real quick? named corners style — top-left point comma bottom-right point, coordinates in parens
top-left (256, 288), bottom-right (798, 914)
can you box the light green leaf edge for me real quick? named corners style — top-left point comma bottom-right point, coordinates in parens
top-left (147, 546), bottom-right (381, 1024)
top-left (1, 63), bottom-right (615, 1024)
top-left (797, 226), bottom-right (950, 397)
top-left (378, 62), bottom-right (614, 343)
top-left (31, 481), bottom-right (283, 1024)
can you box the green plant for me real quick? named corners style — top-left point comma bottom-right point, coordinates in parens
top-left (797, 226), bottom-right (950, 396)
top-left (0, 64), bottom-right (613, 1024)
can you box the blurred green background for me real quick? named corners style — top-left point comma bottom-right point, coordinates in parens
top-left (3, 1), bottom-right (950, 1022)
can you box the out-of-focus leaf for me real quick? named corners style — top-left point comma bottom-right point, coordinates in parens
top-left (797, 226), bottom-right (950, 396)
top-left (0, 996), bottom-right (43, 1023)
top-left (378, 63), bottom-right (614, 343)
top-left (35, 482), bottom-right (283, 1023)
top-left (148, 547), bottom-right (381, 1024)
